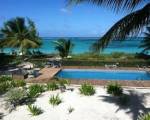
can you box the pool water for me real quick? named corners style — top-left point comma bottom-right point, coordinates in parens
top-left (56, 69), bottom-right (150, 81)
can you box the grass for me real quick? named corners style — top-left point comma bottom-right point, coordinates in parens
top-left (47, 82), bottom-right (58, 91)
top-left (28, 104), bottom-right (43, 116)
top-left (107, 82), bottom-right (123, 96)
top-left (49, 94), bottom-right (62, 106)
top-left (28, 84), bottom-right (45, 98)
top-left (138, 112), bottom-right (150, 120)
top-left (79, 83), bottom-right (95, 96)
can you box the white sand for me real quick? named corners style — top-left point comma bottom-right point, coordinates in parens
top-left (0, 86), bottom-right (150, 120)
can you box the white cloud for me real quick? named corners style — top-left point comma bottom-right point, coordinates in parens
top-left (60, 8), bottom-right (71, 14)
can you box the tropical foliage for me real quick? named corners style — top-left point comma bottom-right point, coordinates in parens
top-left (46, 82), bottom-right (59, 91)
top-left (53, 38), bottom-right (74, 58)
top-left (67, 0), bottom-right (150, 52)
top-left (107, 82), bottom-right (123, 96)
top-left (5, 88), bottom-right (28, 107)
top-left (28, 104), bottom-right (43, 116)
top-left (49, 94), bottom-right (62, 106)
top-left (140, 27), bottom-right (150, 53)
top-left (138, 112), bottom-right (150, 120)
top-left (79, 83), bottom-right (95, 96)
top-left (0, 17), bottom-right (42, 55)
top-left (28, 84), bottom-right (45, 98)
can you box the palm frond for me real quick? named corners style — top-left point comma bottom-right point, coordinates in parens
top-left (53, 38), bottom-right (74, 58)
top-left (67, 0), bottom-right (146, 12)
top-left (0, 17), bottom-right (42, 55)
top-left (140, 26), bottom-right (150, 52)
top-left (92, 3), bottom-right (150, 52)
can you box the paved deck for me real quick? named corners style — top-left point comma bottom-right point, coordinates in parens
top-left (27, 68), bottom-right (61, 83)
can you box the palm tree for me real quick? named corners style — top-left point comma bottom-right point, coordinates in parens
top-left (0, 17), bottom-right (42, 55)
top-left (140, 27), bottom-right (150, 53)
top-left (53, 39), bottom-right (74, 58)
top-left (67, 0), bottom-right (150, 52)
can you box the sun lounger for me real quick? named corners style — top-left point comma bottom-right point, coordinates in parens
top-left (105, 64), bottom-right (117, 69)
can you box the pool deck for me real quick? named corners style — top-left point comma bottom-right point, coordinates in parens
top-left (61, 66), bottom-right (150, 87)
top-left (26, 68), bottom-right (61, 83)
top-left (27, 66), bottom-right (150, 87)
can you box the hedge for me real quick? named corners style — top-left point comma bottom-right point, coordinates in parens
top-left (30, 59), bottom-right (150, 67)
top-left (62, 60), bottom-right (150, 67)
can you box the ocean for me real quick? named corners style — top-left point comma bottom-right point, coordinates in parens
top-left (3, 37), bottom-right (144, 54)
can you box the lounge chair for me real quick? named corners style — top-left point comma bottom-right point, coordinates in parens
top-left (105, 64), bottom-right (118, 69)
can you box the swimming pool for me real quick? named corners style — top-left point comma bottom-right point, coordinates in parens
top-left (56, 69), bottom-right (150, 81)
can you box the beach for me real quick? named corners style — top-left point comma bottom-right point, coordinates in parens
top-left (1, 86), bottom-right (150, 120)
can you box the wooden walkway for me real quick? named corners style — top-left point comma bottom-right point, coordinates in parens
top-left (27, 68), bottom-right (61, 83)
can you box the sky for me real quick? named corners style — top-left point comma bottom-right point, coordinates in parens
top-left (0, 0), bottom-right (148, 37)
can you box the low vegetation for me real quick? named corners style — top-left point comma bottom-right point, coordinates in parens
top-left (47, 82), bottom-right (58, 91)
top-left (5, 88), bottom-right (28, 111)
top-left (28, 104), bottom-right (43, 116)
top-left (68, 106), bottom-right (74, 114)
top-left (0, 76), bottom-right (26, 95)
top-left (28, 84), bottom-right (45, 98)
top-left (49, 94), bottom-right (62, 106)
top-left (12, 80), bottom-right (26, 87)
top-left (79, 83), bottom-right (95, 96)
top-left (57, 79), bottom-right (70, 86)
top-left (138, 112), bottom-right (150, 120)
top-left (107, 82), bottom-right (123, 96)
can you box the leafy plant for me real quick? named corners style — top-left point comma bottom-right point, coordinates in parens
top-left (68, 0), bottom-right (150, 52)
top-left (12, 80), bottom-right (26, 87)
top-left (53, 39), bottom-right (74, 58)
top-left (49, 94), bottom-right (62, 106)
top-left (28, 104), bottom-right (43, 116)
top-left (0, 76), bottom-right (13, 83)
top-left (5, 88), bottom-right (28, 107)
top-left (107, 82), bottom-right (123, 96)
top-left (79, 83), bottom-right (95, 96)
top-left (0, 17), bottom-right (42, 55)
top-left (0, 82), bottom-right (12, 94)
top-left (140, 27), bottom-right (150, 53)
top-left (28, 84), bottom-right (45, 98)
top-left (57, 79), bottom-right (70, 88)
top-left (0, 76), bottom-right (14, 95)
top-left (47, 82), bottom-right (58, 91)
top-left (138, 112), bottom-right (150, 120)
top-left (68, 106), bottom-right (74, 114)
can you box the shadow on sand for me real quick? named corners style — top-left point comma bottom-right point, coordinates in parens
top-left (0, 113), bottom-right (4, 119)
top-left (99, 90), bottom-right (150, 120)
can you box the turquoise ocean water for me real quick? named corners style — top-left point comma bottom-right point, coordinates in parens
top-left (3, 37), bottom-right (144, 54)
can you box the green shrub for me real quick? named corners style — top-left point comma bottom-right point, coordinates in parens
top-left (79, 83), bottom-right (95, 96)
top-left (0, 82), bottom-right (11, 94)
top-left (0, 76), bottom-right (14, 95)
top-left (47, 82), bottom-right (58, 91)
top-left (62, 59), bottom-right (149, 67)
top-left (28, 104), bottom-right (43, 116)
top-left (107, 82), bottom-right (123, 96)
top-left (111, 52), bottom-right (125, 58)
top-left (12, 80), bottom-right (26, 87)
top-left (49, 94), bottom-right (62, 106)
top-left (28, 84), bottom-right (45, 98)
top-left (57, 79), bottom-right (70, 88)
top-left (0, 76), bottom-right (13, 83)
top-left (5, 88), bottom-right (28, 107)
top-left (138, 112), bottom-right (150, 120)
